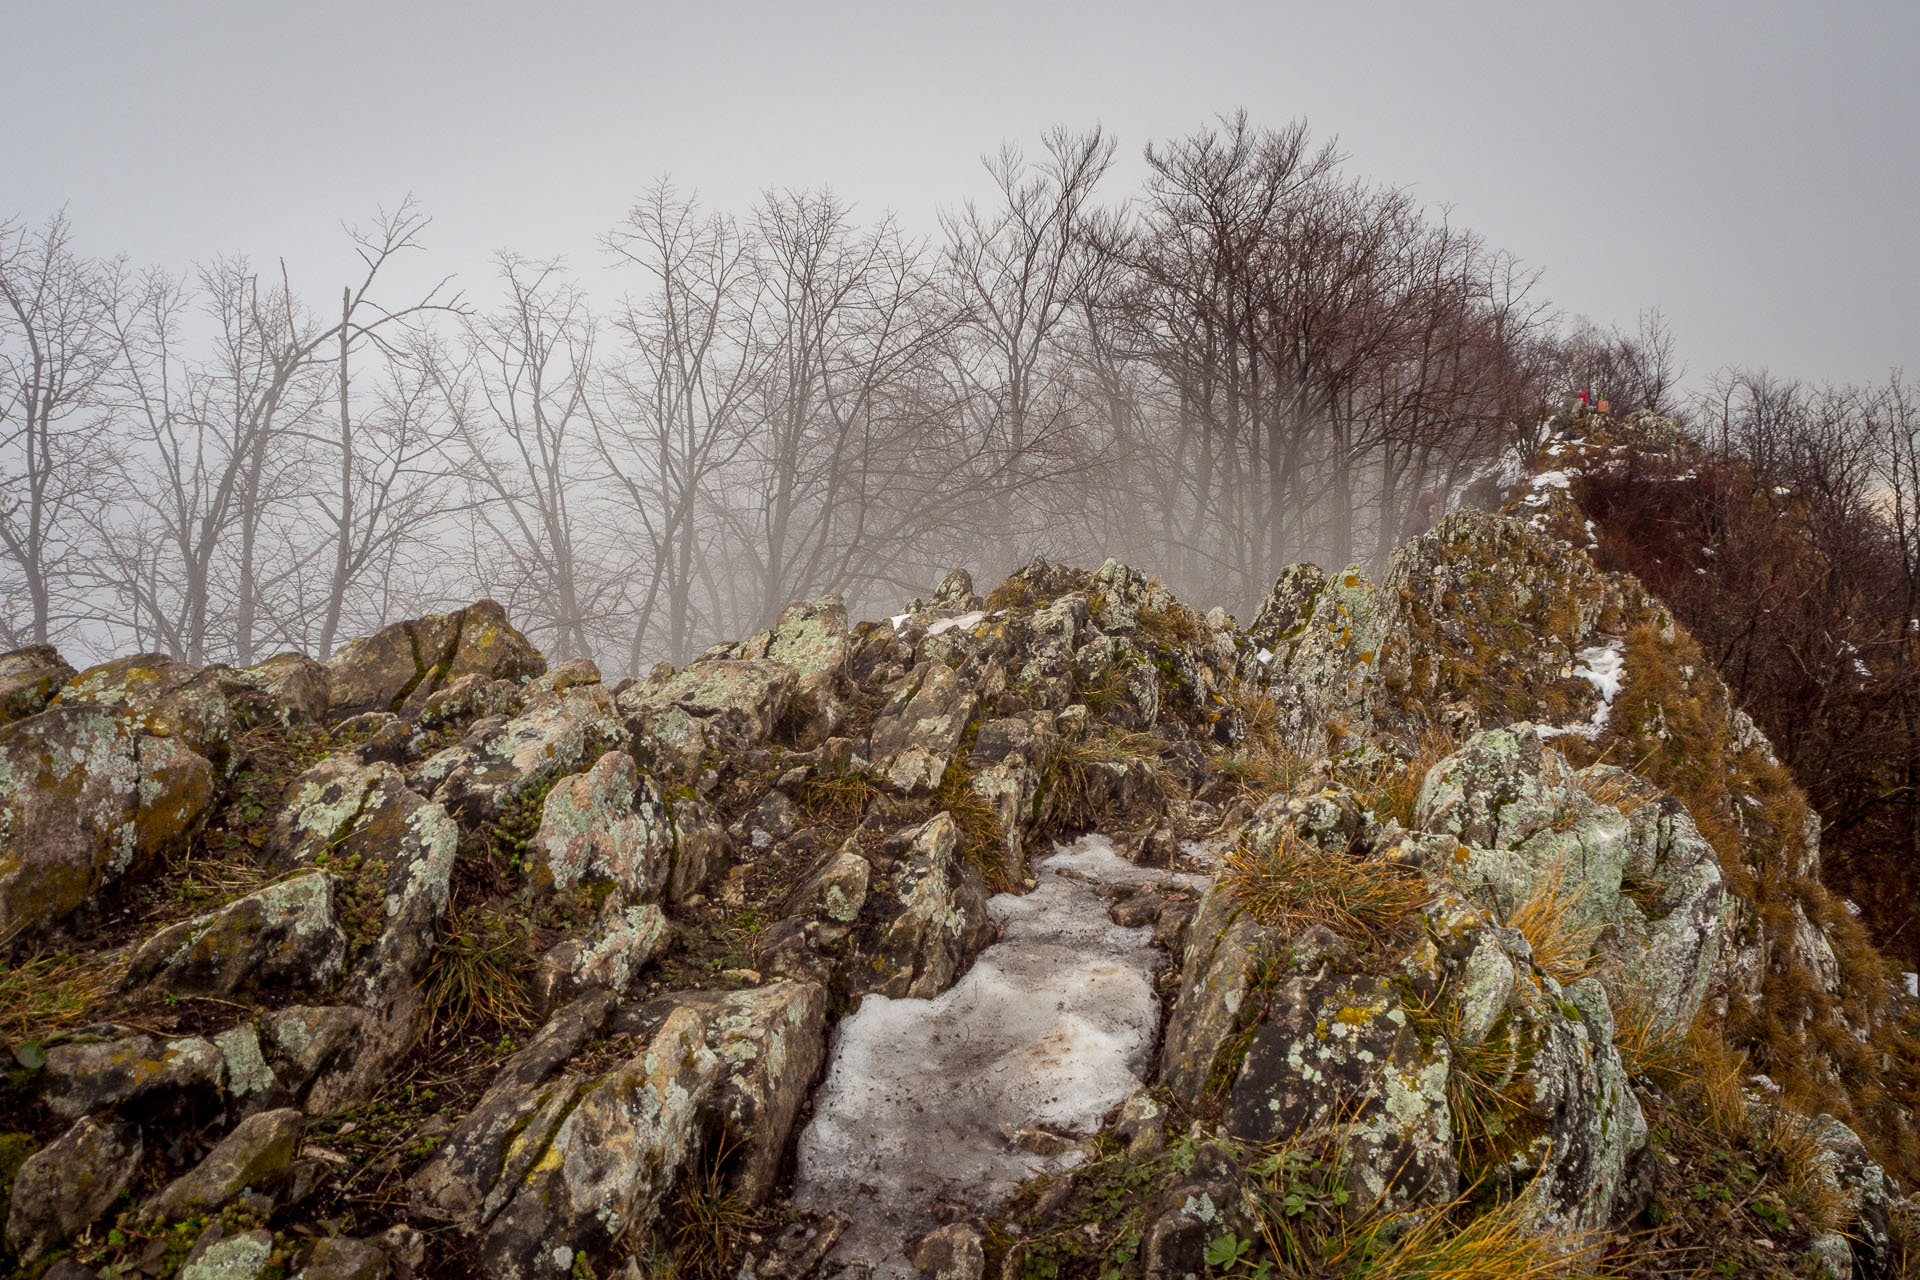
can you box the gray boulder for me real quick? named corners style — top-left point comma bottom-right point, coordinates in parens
top-left (122, 870), bottom-right (347, 998)
top-left (326, 598), bottom-right (545, 721)
top-left (4, 1115), bottom-right (142, 1261)
top-left (0, 644), bottom-right (74, 725)
top-left (139, 1107), bottom-right (303, 1224)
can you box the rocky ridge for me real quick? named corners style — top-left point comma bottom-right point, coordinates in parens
top-left (1, 430), bottom-right (1914, 1280)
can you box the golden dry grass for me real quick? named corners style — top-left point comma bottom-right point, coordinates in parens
top-left (1249, 1142), bottom-right (1619, 1280)
top-left (1215, 688), bottom-right (1316, 802)
top-left (1401, 983), bottom-right (1541, 1176)
top-left (1220, 826), bottom-right (1431, 945)
top-left (1339, 727), bottom-right (1460, 829)
top-left (653, 1139), bottom-right (765, 1280)
top-left (1750, 1105), bottom-right (1851, 1235)
top-left (933, 754), bottom-right (1017, 894)
top-left (1574, 766), bottom-right (1652, 818)
top-left (1505, 857), bottom-right (1603, 985)
top-left (792, 773), bottom-right (881, 831)
top-left (1606, 982), bottom-right (1692, 1087)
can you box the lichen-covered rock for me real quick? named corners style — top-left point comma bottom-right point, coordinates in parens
top-left (417, 671), bottom-right (526, 731)
top-left (326, 598), bottom-right (545, 721)
top-left (529, 750), bottom-right (672, 902)
top-left (911, 1222), bottom-right (985, 1280)
top-left (786, 842), bottom-right (871, 927)
top-left (253, 771), bottom-right (457, 1110)
top-left (4, 1114), bottom-right (142, 1261)
top-left (1159, 883), bottom-right (1290, 1111)
top-left (415, 688), bottom-right (627, 826)
top-left (293, 1236), bottom-right (392, 1280)
top-left (869, 663), bottom-right (980, 794)
top-left (968, 714), bottom-right (1056, 883)
top-left (139, 1107), bottom-right (303, 1224)
top-left (122, 870), bottom-right (347, 998)
top-left (230, 652), bottom-right (332, 724)
top-left (1435, 916), bottom-right (1647, 1235)
top-left (667, 792), bottom-right (728, 905)
top-left (1222, 969), bottom-right (1455, 1207)
top-left (1798, 1111), bottom-right (1892, 1277)
top-left (0, 705), bottom-right (215, 938)
top-left (533, 902), bottom-right (668, 1006)
top-left (179, 1227), bottom-right (276, 1280)
top-left (1416, 726), bottom-right (1729, 1035)
top-left (479, 1006), bottom-right (720, 1279)
top-left (410, 990), bottom-right (617, 1225)
top-left (732, 595), bottom-right (850, 679)
top-left (674, 981), bottom-right (830, 1205)
top-left (38, 1030), bottom-right (226, 1121)
top-left (617, 657), bottom-right (798, 779)
top-left (265, 755), bottom-right (409, 869)
top-left (846, 813), bottom-right (993, 1000)
top-left (0, 644), bottom-right (74, 725)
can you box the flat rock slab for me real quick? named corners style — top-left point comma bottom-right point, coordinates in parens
top-left (794, 835), bottom-right (1188, 1279)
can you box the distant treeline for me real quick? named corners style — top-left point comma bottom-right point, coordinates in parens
top-left (0, 114), bottom-right (1711, 670)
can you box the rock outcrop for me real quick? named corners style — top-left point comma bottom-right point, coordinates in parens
top-left (2, 449), bottom-right (1910, 1280)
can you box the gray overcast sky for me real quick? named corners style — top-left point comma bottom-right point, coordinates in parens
top-left (5, 0), bottom-right (1914, 388)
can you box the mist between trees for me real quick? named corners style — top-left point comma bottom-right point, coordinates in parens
top-left (0, 114), bottom-right (1752, 671)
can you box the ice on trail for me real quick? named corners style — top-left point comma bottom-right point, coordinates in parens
top-left (794, 834), bottom-right (1192, 1278)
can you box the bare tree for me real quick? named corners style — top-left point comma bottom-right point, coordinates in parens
top-left (310, 202), bottom-right (465, 657)
top-left (441, 255), bottom-right (600, 662)
top-left (597, 183), bottom-right (761, 666)
top-left (0, 213), bottom-right (118, 648)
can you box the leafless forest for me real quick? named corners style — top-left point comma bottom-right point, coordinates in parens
top-left (0, 115), bottom-right (1798, 672)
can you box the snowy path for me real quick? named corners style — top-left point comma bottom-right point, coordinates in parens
top-left (793, 835), bottom-right (1201, 1279)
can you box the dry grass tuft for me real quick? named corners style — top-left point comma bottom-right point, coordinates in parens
top-left (1215, 688), bottom-right (1315, 803)
top-left (1338, 728), bottom-right (1459, 829)
top-left (1505, 858), bottom-right (1602, 985)
top-left (656, 1140), bottom-right (765, 1280)
top-left (1606, 983), bottom-right (1692, 1087)
top-left (1135, 596), bottom-right (1205, 647)
top-left (1403, 984), bottom-right (1541, 1175)
top-left (793, 773), bottom-right (881, 832)
top-left (0, 949), bottom-right (125, 1043)
top-left (1044, 730), bottom-right (1172, 835)
top-left (1575, 766), bottom-right (1652, 818)
top-left (1250, 1140), bottom-right (1618, 1279)
top-left (1687, 1022), bottom-right (1752, 1139)
top-left (1220, 827), bottom-right (1430, 944)
top-left (1751, 1105), bottom-right (1851, 1235)
top-left (934, 753), bottom-right (1017, 894)
top-left (423, 903), bottom-right (536, 1035)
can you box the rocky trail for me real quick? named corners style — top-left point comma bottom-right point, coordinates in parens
top-left (1, 413), bottom-right (1916, 1280)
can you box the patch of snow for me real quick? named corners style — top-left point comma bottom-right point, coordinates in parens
top-left (1538, 642), bottom-right (1626, 741)
top-left (888, 613), bottom-right (912, 631)
top-left (1904, 972), bottom-right (1918, 1000)
top-left (1774, 486), bottom-right (1792, 496)
top-left (926, 609), bottom-right (990, 637)
top-left (794, 835), bottom-right (1189, 1278)
top-left (1255, 648), bottom-right (1274, 666)
top-left (1532, 470), bottom-right (1571, 490)
top-left (1854, 659), bottom-right (1873, 679)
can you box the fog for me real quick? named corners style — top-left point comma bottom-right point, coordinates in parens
top-left (4, 2), bottom-right (1915, 669)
